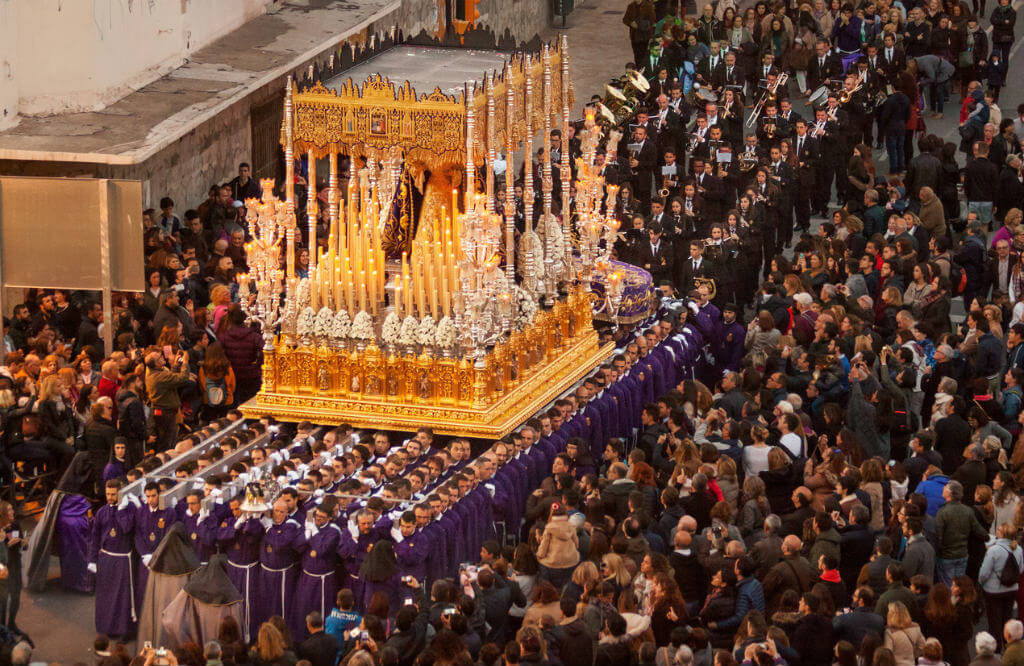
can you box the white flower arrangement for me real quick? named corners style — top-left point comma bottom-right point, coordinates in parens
top-left (416, 315), bottom-right (436, 346)
top-left (314, 307), bottom-right (334, 340)
top-left (381, 311), bottom-right (402, 346)
top-left (517, 229), bottom-right (546, 280)
top-left (398, 315), bottom-right (419, 346)
top-left (513, 285), bottom-right (538, 331)
top-left (542, 213), bottom-right (565, 275)
top-left (297, 306), bottom-right (317, 339)
top-left (331, 310), bottom-right (351, 340)
top-left (296, 278), bottom-right (310, 310)
top-left (435, 316), bottom-right (457, 348)
top-left (349, 311), bottom-right (375, 341)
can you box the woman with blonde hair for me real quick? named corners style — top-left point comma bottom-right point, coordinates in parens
top-left (565, 560), bottom-right (600, 605)
top-left (882, 601), bottom-right (925, 665)
top-left (56, 367), bottom-right (80, 405)
top-left (208, 283), bottom-right (233, 332)
top-left (601, 553), bottom-right (631, 603)
top-left (250, 621), bottom-right (292, 665)
top-left (33, 374), bottom-right (76, 468)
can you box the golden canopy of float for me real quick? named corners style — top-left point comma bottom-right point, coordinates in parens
top-left (238, 37), bottom-right (642, 437)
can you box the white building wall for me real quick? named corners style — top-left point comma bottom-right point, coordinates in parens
top-left (0, 0), bottom-right (17, 130)
top-left (5, 0), bottom-right (272, 121)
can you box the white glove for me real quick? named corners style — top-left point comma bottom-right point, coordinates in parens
top-left (128, 494), bottom-right (142, 508)
top-left (260, 517), bottom-right (273, 530)
top-left (305, 524), bottom-right (318, 540)
top-left (280, 449), bottom-right (290, 461)
top-left (314, 489), bottom-right (325, 498)
top-left (286, 471), bottom-right (300, 482)
top-left (235, 517), bottom-right (246, 529)
top-left (141, 554), bottom-right (152, 566)
top-left (237, 473), bottom-right (250, 486)
top-left (87, 562), bottom-right (97, 574)
top-left (198, 509), bottom-right (210, 524)
top-left (118, 495), bottom-right (130, 510)
top-left (297, 463), bottom-right (309, 475)
top-left (192, 480), bottom-right (205, 489)
top-left (269, 452), bottom-right (283, 466)
top-left (276, 476), bottom-right (288, 486)
top-left (211, 488), bottom-right (223, 498)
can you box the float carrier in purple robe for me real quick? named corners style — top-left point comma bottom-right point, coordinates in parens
top-left (255, 518), bottom-right (305, 629)
top-left (217, 516), bottom-right (264, 642)
top-left (134, 504), bottom-right (174, 611)
top-left (89, 503), bottom-right (137, 637)
top-left (292, 521), bottom-right (342, 640)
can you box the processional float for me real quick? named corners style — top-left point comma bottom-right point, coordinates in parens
top-left (238, 37), bottom-right (655, 437)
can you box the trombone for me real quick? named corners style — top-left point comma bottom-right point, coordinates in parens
top-left (746, 72), bottom-right (789, 127)
top-left (839, 81), bottom-right (863, 105)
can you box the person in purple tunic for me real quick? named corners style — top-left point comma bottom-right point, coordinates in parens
top-left (134, 480), bottom-right (175, 612)
top-left (392, 511), bottom-right (427, 600)
top-left (179, 492), bottom-right (217, 563)
top-left (255, 498), bottom-right (305, 630)
top-left (339, 508), bottom-right (377, 610)
top-left (717, 303), bottom-right (747, 373)
top-left (216, 496), bottom-right (264, 642)
top-left (292, 503), bottom-right (342, 640)
top-left (87, 479), bottom-right (138, 638)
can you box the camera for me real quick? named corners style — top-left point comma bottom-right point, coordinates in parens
top-left (443, 607), bottom-right (458, 617)
top-left (360, 631), bottom-right (369, 642)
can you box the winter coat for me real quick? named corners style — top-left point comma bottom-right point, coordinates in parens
top-left (979, 537), bottom-right (1023, 594)
top-left (219, 324), bottom-right (264, 382)
top-left (536, 515), bottom-right (581, 570)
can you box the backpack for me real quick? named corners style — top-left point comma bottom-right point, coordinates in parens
top-left (204, 375), bottom-right (227, 406)
top-left (891, 406), bottom-right (913, 436)
top-left (948, 261), bottom-right (967, 296)
top-left (1000, 545), bottom-right (1021, 586)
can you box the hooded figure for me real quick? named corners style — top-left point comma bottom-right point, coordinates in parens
top-left (26, 452), bottom-right (95, 593)
top-left (161, 554), bottom-right (244, 650)
top-left (137, 522), bottom-right (201, 649)
top-left (360, 540), bottom-right (402, 613)
top-left (102, 437), bottom-right (136, 483)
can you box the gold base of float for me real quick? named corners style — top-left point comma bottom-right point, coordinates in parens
top-left (241, 288), bottom-right (615, 438)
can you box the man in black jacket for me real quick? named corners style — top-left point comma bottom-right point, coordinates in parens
top-left (595, 613), bottom-right (634, 666)
top-left (877, 90), bottom-right (911, 173)
top-left (998, 155), bottom-right (1024, 222)
top-left (297, 611), bottom-right (340, 666)
top-left (552, 597), bottom-right (596, 666)
top-left (965, 141), bottom-right (1000, 230)
top-left (384, 584), bottom-right (431, 666)
top-left (474, 567), bottom-right (526, 644)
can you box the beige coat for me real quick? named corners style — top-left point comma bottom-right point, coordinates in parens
top-left (884, 624), bottom-right (925, 666)
top-left (536, 515), bottom-right (581, 570)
